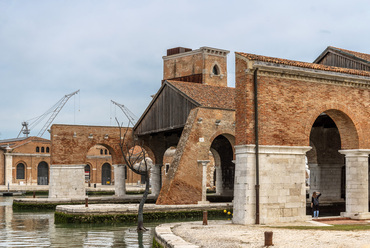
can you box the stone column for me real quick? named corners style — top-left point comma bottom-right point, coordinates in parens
top-left (113, 164), bottom-right (126, 197)
top-left (308, 163), bottom-right (320, 197)
top-left (233, 145), bottom-right (311, 225)
top-left (197, 160), bottom-right (210, 204)
top-left (4, 148), bottom-right (13, 186)
top-left (150, 164), bottom-right (162, 196)
top-left (339, 149), bottom-right (370, 219)
top-left (215, 165), bottom-right (223, 195)
top-left (49, 164), bottom-right (85, 199)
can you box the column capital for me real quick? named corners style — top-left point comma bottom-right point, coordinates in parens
top-left (339, 149), bottom-right (370, 157)
top-left (235, 144), bottom-right (312, 155)
top-left (113, 164), bottom-right (126, 168)
top-left (197, 160), bottom-right (210, 166)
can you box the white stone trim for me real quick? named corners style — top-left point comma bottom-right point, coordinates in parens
top-left (163, 47), bottom-right (230, 60)
top-left (339, 149), bottom-right (370, 156)
top-left (235, 144), bottom-right (312, 155)
top-left (9, 153), bottom-right (50, 157)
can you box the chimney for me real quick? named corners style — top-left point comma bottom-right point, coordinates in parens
top-left (166, 47), bottom-right (192, 56)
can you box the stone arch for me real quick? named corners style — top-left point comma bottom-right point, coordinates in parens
top-left (84, 142), bottom-right (120, 165)
top-left (209, 131), bottom-right (235, 159)
top-left (304, 104), bottom-right (360, 149)
top-left (209, 133), bottom-right (235, 197)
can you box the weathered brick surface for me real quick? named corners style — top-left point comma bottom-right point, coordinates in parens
top-left (156, 107), bottom-right (235, 205)
top-left (0, 149), bottom-right (4, 185)
top-left (163, 47), bottom-right (229, 87)
top-left (50, 124), bottom-right (133, 165)
top-left (235, 55), bottom-right (370, 149)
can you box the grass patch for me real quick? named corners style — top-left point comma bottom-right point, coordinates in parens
top-left (272, 224), bottom-right (370, 231)
top-left (152, 238), bottom-right (164, 248)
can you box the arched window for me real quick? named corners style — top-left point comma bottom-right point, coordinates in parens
top-left (212, 65), bottom-right (220, 75)
top-left (41, 147), bottom-right (45, 153)
top-left (36, 147), bottom-right (40, 153)
top-left (46, 147), bottom-right (50, 153)
top-left (105, 149), bottom-right (108, 155)
top-left (165, 164), bottom-right (170, 174)
top-left (16, 163), bottom-right (25, 179)
top-left (100, 149), bottom-right (103, 155)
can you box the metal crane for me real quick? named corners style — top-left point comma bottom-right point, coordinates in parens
top-left (18, 90), bottom-right (80, 138)
top-left (111, 100), bottom-right (138, 126)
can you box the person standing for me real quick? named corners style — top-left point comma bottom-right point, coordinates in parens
top-left (311, 191), bottom-right (322, 218)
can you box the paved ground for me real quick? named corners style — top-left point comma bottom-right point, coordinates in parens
top-left (155, 218), bottom-right (370, 248)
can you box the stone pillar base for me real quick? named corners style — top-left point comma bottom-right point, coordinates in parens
top-left (341, 212), bottom-right (370, 220)
top-left (150, 164), bottom-right (162, 196)
top-left (49, 164), bottom-right (85, 199)
top-left (233, 145), bottom-right (311, 225)
top-left (114, 164), bottom-right (126, 197)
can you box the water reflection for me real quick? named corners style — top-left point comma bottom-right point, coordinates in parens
top-left (0, 197), bottom-right (154, 247)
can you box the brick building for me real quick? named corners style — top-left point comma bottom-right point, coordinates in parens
top-left (0, 131), bottom-right (142, 189)
top-left (134, 47), bottom-right (236, 204)
top-left (2, 45), bottom-right (368, 225)
top-left (233, 47), bottom-right (370, 224)
top-left (135, 45), bottom-right (369, 224)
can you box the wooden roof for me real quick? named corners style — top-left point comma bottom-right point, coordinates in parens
top-left (134, 81), bottom-right (235, 135)
top-left (237, 51), bottom-right (370, 77)
top-left (313, 46), bottom-right (370, 71)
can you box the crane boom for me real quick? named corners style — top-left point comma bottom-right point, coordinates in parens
top-left (111, 100), bottom-right (137, 126)
top-left (36, 90), bottom-right (80, 137)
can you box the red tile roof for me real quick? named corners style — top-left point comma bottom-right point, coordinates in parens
top-left (167, 80), bottom-right (235, 110)
top-left (237, 52), bottom-right (370, 77)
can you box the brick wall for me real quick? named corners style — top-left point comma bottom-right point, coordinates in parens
top-left (163, 47), bottom-right (229, 87)
top-left (156, 107), bottom-right (235, 204)
top-left (235, 56), bottom-right (370, 149)
top-left (50, 124), bottom-right (134, 165)
top-left (0, 149), bottom-right (4, 185)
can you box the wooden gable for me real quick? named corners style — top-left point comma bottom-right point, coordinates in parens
top-left (314, 47), bottom-right (370, 71)
top-left (134, 82), bottom-right (199, 135)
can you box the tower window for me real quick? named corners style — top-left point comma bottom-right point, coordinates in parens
top-left (212, 65), bottom-right (220, 75)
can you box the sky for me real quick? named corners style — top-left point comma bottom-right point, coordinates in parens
top-left (1, 0), bottom-right (369, 140)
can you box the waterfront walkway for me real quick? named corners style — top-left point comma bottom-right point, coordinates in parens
top-left (155, 218), bottom-right (370, 248)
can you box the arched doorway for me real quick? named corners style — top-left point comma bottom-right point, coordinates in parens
top-left (86, 144), bottom-right (113, 185)
top-left (307, 112), bottom-right (353, 216)
top-left (210, 135), bottom-right (235, 198)
top-left (85, 164), bottom-right (91, 183)
top-left (37, 162), bottom-right (49, 185)
top-left (101, 163), bottom-right (111, 185)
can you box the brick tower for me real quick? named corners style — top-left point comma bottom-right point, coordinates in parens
top-left (163, 46), bottom-right (230, 87)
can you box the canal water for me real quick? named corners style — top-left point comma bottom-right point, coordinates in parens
top-left (0, 197), bottom-right (155, 247)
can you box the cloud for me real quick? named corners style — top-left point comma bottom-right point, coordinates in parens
top-left (1, 0), bottom-right (370, 139)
